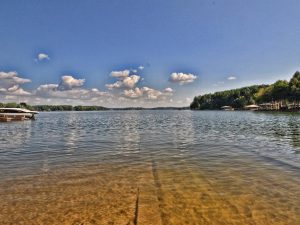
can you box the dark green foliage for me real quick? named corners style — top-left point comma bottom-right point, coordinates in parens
top-left (190, 85), bottom-right (264, 110)
top-left (255, 80), bottom-right (289, 103)
top-left (273, 80), bottom-right (289, 100)
top-left (73, 105), bottom-right (106, 111)
top-left (0, 103), bottom-right (107, 111)
top-left (190, 97), bottom-right (200, 109)
top-left (4, 102), bottom-right (20, 108)
top-left (190, 71), bottom-right (300, 110)
top-left (0, 103), bottom-right (187, 111)
top-left (289, 71), bottom-right (300, 100)
top-left (33, 105), bottom-right (73, 111)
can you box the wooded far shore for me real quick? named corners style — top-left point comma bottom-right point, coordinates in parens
top-left (0, 103), bottom-right (189, 111)
top-left (190, 71), bottom-right (300, 111)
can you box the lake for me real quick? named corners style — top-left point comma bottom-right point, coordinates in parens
top-left (0, 110), bottom-right (299, 224)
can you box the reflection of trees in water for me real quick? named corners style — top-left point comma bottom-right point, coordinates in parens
top-left (288, 115), bottom-right (300, 149)
top-left (269, 113), bottom-right (300, 150)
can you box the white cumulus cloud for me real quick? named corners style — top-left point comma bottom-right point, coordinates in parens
top-left (10, 88), bottom-right (31, 96)
top-left (164, 87), bottom-right (173, 93)
top-left (58, 75), bottom-right (85, 90)
top-left (0, 67), bottom-right (180, 107)
top-left (7, 85), bottom-right (19, 92)
top-left (37, 53), bottom-right (50, 61)
top-left (36, 84), bottom-right (59, 93)
top-left (123, 86), bottom-right (173, 101)
top-left (169, 72), bottom-right (197, 84)
top-left (124, 87), bottom-right (144, 98)
top-left (12, 76), bottom-right (31, 84)
top-left (0, 71), bottom-right (31, 84)
top-left (105, 81), bottom-right (123, 90)
top-left (142, 87), bottom-right (163, 100)
top-left (110, 70), bottom-right (130, 79)
top-left (0, 71), bottom-right (32, 96)
top-left (106, 75), bottom-right (140, 90)
top-left (0, 71), bottom-right (18, 79)
top-left (36, 82), bottom-right (110, 102)
top-left (227, 76), bottom-right (237, 80)
top-left (123, 75), bottom-right (140, 88)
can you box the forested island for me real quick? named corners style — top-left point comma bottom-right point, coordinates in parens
top-left (190, 71), bottom-right (300, 110)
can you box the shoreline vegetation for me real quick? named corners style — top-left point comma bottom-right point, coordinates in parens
top-left (190, 71), bottom-right (300, 111)
top-left (0, 102), bottom-right (189, 111)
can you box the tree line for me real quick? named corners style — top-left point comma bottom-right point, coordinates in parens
top-left (190, 71), bottom-right (300, 110)
top-left (0, 103), bottom-right (189, 111)
top-left (0, 103), bottom-right (107, 111)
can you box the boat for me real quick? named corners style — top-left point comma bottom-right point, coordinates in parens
top-left (244, 104), bottom-right (260, 111)
top-left (221, 106), bottom-right (234, 111)
top-left (0, 108), bottom-right (39, 122)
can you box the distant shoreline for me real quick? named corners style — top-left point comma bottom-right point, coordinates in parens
top-left (0, 103), bottom-right (190, 112)
top-left (35, 107), bottom-right (190, 112)
top-left (2, 103), bottom-right (299, 112)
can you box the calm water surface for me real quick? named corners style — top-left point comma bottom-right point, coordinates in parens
top-left (0, 110), bottom-right (299, 224)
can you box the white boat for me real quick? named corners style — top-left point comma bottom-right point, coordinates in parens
top-left (244, 104), bottom-right (260, 111)
top-left (221, 106), bottom-right (234, 111)
top-left (0, 108), bottom-right (39, 122)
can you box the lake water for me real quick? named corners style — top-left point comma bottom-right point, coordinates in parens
top-left (0, 110), bottom-right (299, 224)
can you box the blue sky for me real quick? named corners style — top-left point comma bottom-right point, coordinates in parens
top-left (0, 0), bottom-right (300, 107)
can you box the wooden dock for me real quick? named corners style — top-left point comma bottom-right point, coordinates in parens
top-left (258, 101), bottom-right (300, 111)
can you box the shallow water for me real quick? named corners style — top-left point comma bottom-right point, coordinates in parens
top-left (0, 110), bottom-right (299, 224)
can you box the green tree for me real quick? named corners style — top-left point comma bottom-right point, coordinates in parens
top-left (272, 80), bottom-right (289, 101)
top-left (5, 102), bottom-right (19, 108)
top-left (190, 97), bottom-right (200, 109)
top-left (289, 71), bottom-right (300, 100)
